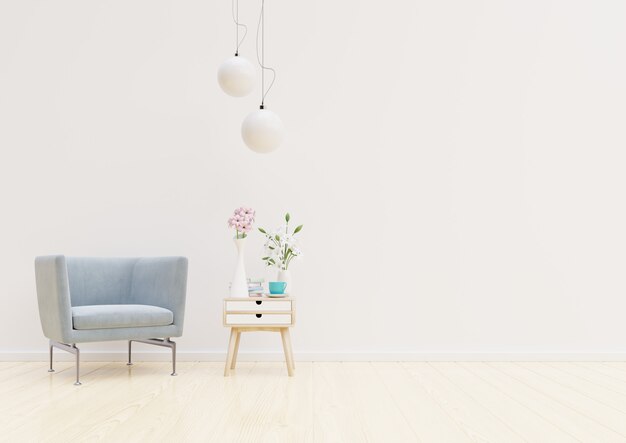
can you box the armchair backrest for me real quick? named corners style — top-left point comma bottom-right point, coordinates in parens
top-left (66, 257), bottom-right (137, 306)
top-left (129, 257), bottom-right (188, 326)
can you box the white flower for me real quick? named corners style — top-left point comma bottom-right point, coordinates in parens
top-left (260, 223), bottom-right (303, 269)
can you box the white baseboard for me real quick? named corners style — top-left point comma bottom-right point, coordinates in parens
top-left (1, 351), bottom-right (626, 362)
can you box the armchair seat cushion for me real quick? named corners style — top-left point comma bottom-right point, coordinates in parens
top-left (72, 304), bottom-right (174, 330)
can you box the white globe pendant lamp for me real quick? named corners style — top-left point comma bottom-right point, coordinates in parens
top-left (242, 106), bottom-right (284, 153)
top-left (218, 0), bottom-right (254, 98)
top-left (217, 56), bottom-right (255, 97)
top-left (242, 0), bottom-right (284, 153)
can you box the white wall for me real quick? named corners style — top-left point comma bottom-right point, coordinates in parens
top-left (1, 0), bottom-right (625, 360)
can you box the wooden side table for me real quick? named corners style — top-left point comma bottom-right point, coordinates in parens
top-left (223, 296), bottom-right (295, 376)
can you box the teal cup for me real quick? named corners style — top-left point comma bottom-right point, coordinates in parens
top-left (269, 281), bottom-right (287, 294)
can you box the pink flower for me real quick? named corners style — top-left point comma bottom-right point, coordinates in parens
top-left (228, 206), bottom-right (256, 236)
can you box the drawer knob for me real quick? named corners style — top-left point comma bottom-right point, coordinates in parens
top-left (256, 314), bottom-right (262, 318)
top-left (256, 300), bottom-right (262, 305)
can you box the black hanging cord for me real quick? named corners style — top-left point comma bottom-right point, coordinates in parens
top-left (256, 0), bottom-right (276, 108)
top-left (232, 0), bottom-right (248, 56)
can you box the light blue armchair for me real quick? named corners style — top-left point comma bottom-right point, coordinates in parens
top-left (35, 255), bottom-right (188, 385)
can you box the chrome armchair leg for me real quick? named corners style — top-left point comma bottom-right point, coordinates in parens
top-left (127, 340), bottom-right (133, 365)
top-left (167, 338), bottom-right (177, 376)
top-left (128, 338), bottom-right (177, 376)
top-left (48, 343), bottom-right (54, 372)
top-left (73, 345), bottom-right (81, 385)
top-left (48, 340), bottom-right (81, 385)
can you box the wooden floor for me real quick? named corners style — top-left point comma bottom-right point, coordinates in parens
top-left (2, 362), bottom-right (626, 442)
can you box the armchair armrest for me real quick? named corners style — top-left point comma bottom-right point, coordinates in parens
top-left (130, 257), bottom-right (188, 334)
top-left (34, 255), bottom-right (74, 343)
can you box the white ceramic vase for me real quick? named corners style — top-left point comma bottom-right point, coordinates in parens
top-left (230, 237), bottom-right (248, 298)
top-left (277, 269), bottom-right (291, 294)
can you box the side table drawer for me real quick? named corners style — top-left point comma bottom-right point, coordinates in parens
top-left (225, 300), bottom-right (292, 312)
top-left (225, 313), bottom-right (292, 326)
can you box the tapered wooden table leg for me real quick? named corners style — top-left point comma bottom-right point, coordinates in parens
top-left (231, 330), bottom-right (241, 370)
top-left (280, 328), bottom-right (295, 376)
top-left (224, 328), bottom-right (237, 376)
top-left (284, 328), bottom-right (295, 371)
